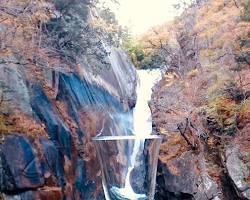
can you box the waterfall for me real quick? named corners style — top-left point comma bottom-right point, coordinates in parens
top-left (110, 69), bottom-right (161, 200)
top-left (133, 70), bottom-right (162, 136)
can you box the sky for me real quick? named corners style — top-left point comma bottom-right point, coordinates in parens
top-left (102, 0), bottom-right (182, 35)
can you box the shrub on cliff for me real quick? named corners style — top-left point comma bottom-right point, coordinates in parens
top-left (123, 24), bottom-right (179, 70)
top-left (0, 0), bottom-right (50, 64)
top-left (45, 0), bottom-right (121, 72)
top-left (122, 37), bottom-right (164, 69)
top-left (45, 0), bottom-right (109, 66)
top-left (122, 39), bottom-right (145, 68)
top-left (241, 0), bottom-right (250, 21)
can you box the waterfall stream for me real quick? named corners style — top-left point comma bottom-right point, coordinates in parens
top-left (133, 70), bottom-right (162, 136)
top-left (110, 69), bottom-right (161, 200)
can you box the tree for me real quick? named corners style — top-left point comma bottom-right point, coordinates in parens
top-left (44, 0), bottom-right (120, 72)
top-left (44, 0), bottom-right (106, 65)
top-left (0, 0), bottom-right (50, 62)
top-left (173, 0), bottom-right (204, 10)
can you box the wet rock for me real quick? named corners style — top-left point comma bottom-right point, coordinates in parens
top-left (225, 145), bottom-right (250, 199)
top-left (0, 135), bottom-right (44, 191)
top-left (15, 191), bottom-right (40, 200)
top-left (30, 84), bottom-right (72, 159)
top-left (73, 159), bottom-right (95, 200)
top-left (56, 72), bottom-right (125, 139)
top-left (0, 49), bottom-right (137, 200)
top-left (130, 152), bottom-right (147, 194)
top-left (81, 48), bottom-right (137, 110)
top-left (57, 72), bottom-right (124, 111)
top-left (2, 194), bottom-right (22, 200)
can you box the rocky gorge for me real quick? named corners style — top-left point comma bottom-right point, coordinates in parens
top-left (0, 0), bottom-right (250, 200)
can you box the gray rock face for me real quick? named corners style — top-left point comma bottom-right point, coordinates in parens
top-left (0, 64), bottom-right (32, 115)
top-left (225, 145), bottom-right (250, 199)
top-left (156, 152), bottom-right (220, 200)
top-left (161, 153), bottom-right (199, 195)
top-left (39, 138), bottom-right (65, 187)
top-left (78, 48), bottom-right (137, 110)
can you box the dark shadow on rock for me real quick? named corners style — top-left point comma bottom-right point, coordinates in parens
top-left (0, 150), bottom-right (15, 192)
top-left (40, 138), bottom-right (66, 187)
top-left (29, 84), bottom-right (72, 159)
top-left (155, 160), bottom-right (195, 200)
top-left (0, 135), bottom-right (44, 192)
top-left (73, 159), bottom-right (95, 200)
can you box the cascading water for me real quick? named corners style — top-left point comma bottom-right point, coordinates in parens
top-left (109, 69), bottom-right (162, 200)
top-left (133, 70), bottom-right (162, 136)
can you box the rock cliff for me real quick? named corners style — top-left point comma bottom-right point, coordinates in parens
top-left (0, 48), bottom-right (137, 200)
top-left (150, 0), bottom-right (250, 199)
top-left (0, 1), bottom-right (137, 199)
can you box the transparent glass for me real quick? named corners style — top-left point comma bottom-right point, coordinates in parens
top-left (92, 135), bottom-right (162, 200)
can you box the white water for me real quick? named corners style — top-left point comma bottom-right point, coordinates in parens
top-left (110, 69), bottom-right (161, 200)
top-left (133, 70), bottom-right (162, 136)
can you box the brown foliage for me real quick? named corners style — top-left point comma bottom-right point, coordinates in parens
top-left (0, 0), bottom-right (71, 81)
top-left (0, 113), bottom-right (47, 138)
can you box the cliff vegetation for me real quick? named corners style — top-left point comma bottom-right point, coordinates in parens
top-left (143, 0), bottom-right (250, 199)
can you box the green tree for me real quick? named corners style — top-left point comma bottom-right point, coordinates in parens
top-left (44, 0), bottom-right (112, 69)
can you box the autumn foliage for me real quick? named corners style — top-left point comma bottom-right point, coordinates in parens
top-left (148, 0), bottom-right (250, 159)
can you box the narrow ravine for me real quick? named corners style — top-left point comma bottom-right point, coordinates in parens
top-left (110, 69), bottom-right (162, 200)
